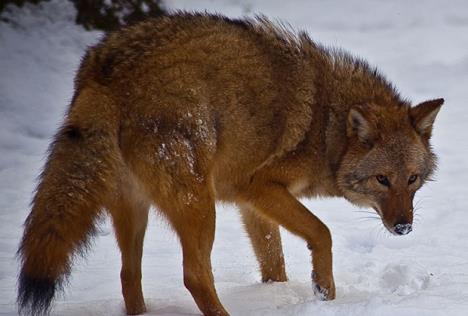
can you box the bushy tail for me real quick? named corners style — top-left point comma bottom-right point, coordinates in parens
top-left (17, 84), bottom-right (122, 315)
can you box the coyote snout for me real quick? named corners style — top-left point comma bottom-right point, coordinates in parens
top-left (376, 189), bottom-right (414, 235)
top-left (375, 206), bottom-right (413, 236)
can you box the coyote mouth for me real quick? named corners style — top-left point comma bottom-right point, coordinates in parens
top-left (372, 207), bottom-right (412, 236)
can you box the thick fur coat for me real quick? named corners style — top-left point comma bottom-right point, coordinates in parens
top-left (18, 13), bottom-right (443, 316)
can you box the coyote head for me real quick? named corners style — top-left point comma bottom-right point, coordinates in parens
top-left (337, 98), bottom-right (444, 235)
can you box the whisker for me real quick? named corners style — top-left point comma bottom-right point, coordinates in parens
top-left (414, 198), bottom-right (423, 209)
top-left (356, 217), bottom-right (380, 222)
top-left (353, 210), bottom-right (377, 215)
top-left (372, 222), bottom-right (383, 239)
top-left (375, 224), bottom-right (385, 240)
top-left (413, 205), bottom-right (422, 220)
top-left (380, 224), bottom-right (392, 239)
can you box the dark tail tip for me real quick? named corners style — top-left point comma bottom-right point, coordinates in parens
top-left (18, 271), bottom-right (59, 316)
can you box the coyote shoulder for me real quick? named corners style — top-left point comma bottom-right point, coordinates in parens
top-left (18, 12), bottom-right (443, 316)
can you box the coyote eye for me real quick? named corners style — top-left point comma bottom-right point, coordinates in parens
top-left (376, 175), bottom-right (390, 187)
top-left (408, 174), bottom-right (418, 185)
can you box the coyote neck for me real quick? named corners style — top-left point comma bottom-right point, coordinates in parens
top-left (298, 49), bottom-right (408, 186)
top-left (314, 50), bottom-right (404, 111)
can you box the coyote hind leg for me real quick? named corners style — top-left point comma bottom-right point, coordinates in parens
top-left (157, 185), bottom-right (229, 316)
top-left (240, 207), bottom-right (287, 282)
top-left (107, 183), bottom-right (150, 315)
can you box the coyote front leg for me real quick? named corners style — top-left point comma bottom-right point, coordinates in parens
top-left (240, 207), bottom-right (287, 282)
top-left (240, 182), bottom-right (335, 300)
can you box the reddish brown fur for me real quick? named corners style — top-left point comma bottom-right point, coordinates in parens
top-left (18, 13), bottom-right (443, 316)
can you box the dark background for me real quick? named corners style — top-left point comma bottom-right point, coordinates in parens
top-left (1, 0), bottom-right (166, 31)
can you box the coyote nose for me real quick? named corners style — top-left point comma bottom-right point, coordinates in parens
top-left (394, 223), bottom-right (412, 235)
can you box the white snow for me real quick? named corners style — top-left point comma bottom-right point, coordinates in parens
top-left (1, 0), bottom-right (468, 315)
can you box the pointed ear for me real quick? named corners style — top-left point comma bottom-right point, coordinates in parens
top-left (347, 105), bottom-right (375, 145)
top-left (410, 98), bottom-right (444, 138)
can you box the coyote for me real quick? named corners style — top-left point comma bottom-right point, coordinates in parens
top-left (18, 13), bottom-right (443, 316)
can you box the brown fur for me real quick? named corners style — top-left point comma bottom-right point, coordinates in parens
top-left (18, 12), bottom-right (443, 316)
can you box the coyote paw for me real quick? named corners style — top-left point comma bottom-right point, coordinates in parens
top-left (126, 303), bottom-right (146, 315)
top-left (312, 271), bottom-right (336, 301)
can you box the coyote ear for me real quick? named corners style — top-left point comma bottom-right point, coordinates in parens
top-left (410, 98), bottom-right (444, 138)
top-left (347, 106), bottom-right (374, 144)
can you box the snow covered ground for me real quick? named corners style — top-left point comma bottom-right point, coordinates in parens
top-left (1, 0), bottom-right (468, 315)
